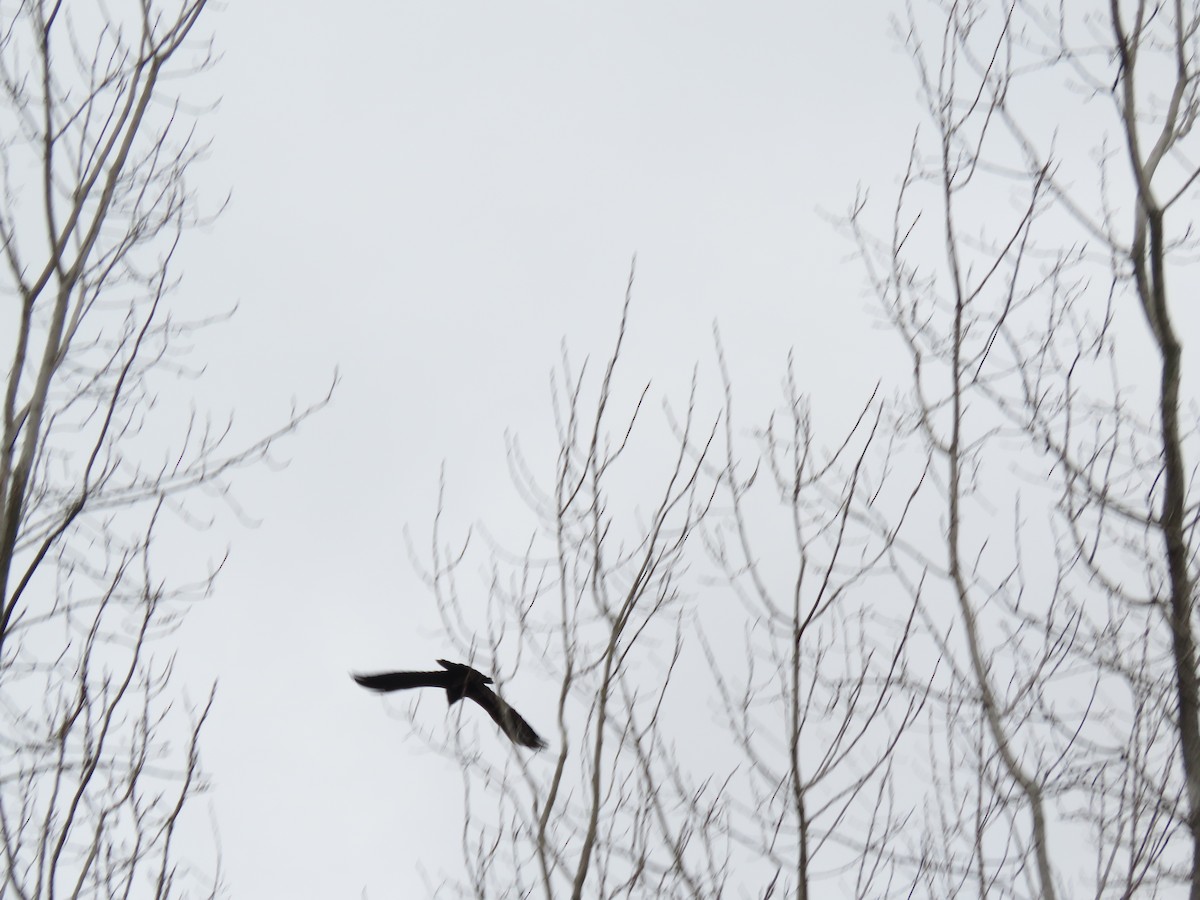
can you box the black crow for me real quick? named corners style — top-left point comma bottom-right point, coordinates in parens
top-left (353, 659), bottom-right (547, 750)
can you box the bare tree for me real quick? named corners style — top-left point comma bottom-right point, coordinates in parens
top-left (847, 0), bottom-right (1200, 895)
top-left (396, 275), bottom-right (748, 900)
top-left (0, 2), bottom-right (328, 897)
top-left (699, 346), bottom-right (933, 900)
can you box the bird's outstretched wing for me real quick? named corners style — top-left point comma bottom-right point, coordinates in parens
top-left (352, 670), bottom-right (452, 692)
top-left (466, 682), bottom-right (548, 750)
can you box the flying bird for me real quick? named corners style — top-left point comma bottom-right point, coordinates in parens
top-left (353, 659), bottom-right (547, 750)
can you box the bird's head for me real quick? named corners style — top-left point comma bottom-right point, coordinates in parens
top-left (436, 658), bottom-right (493, 684)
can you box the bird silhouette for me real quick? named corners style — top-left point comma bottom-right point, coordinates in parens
top-left (353, 659), bottom-right (547, 750)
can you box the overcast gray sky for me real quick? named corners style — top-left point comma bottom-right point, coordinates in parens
top-left (167, 2), bottom-right (930, 894)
